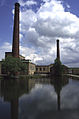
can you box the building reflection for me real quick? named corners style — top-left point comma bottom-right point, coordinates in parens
top-left (0, 76), bottom-right (69, 119)
top-left (51, 76), bottom-right (69, 110)
top-left (0, 78), bottom-right (29, 119)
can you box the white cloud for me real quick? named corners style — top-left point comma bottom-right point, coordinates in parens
top-left (0, 42), bottom-right (12, 60)
top-left (1, 0), bottom-right (79, 67)
top-left (18, 0), bottom-right (37, 7)
top-left (66, 4), bottom-right (70, 9)
top-left (20, 9), bottom-right (37, 36)
top-left (19, 81), bottom-right (79, 118)
top-left (17, 0), bottom-right (79, 66)
top-left (19, 84), bottom-right (57, 119)
top-left (0, 41), bottom-right (44, 64)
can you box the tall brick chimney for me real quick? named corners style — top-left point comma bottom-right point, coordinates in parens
top-left (57, 39), bottom-right (60, 60)
top-left (12, 3), bottom-right (20, 58)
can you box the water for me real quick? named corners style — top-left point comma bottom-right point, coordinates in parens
top-left (0, 76), bottom-right (79, 119)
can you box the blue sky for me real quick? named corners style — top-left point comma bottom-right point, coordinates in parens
top-left (0, 0), bottom-right (79, 67)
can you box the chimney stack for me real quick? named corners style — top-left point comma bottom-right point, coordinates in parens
top-left (57, 39), bottom-right (60, 60)
top-left (12, 3), bottom-right (20, 58)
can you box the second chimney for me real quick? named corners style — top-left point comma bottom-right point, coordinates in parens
top-left (57, 39), bottom-right (60, 60)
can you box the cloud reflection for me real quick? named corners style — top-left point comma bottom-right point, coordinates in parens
top-left (19, 79), bottom-right (79, 119)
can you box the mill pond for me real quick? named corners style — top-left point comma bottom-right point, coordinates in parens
top-left (0, 76), bottom-right (79, 119)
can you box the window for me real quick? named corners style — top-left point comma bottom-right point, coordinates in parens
top-left (40, 68), bottom-right (42, 71)
top-left (43, 68), bottom-right (45, 71)
top-left (36, 68), bottom-right (38, 71)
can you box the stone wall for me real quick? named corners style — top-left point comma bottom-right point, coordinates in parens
top-left (35, 64), bottom-right (53, 74)
top-left (23, 61), bottom-right (36, 75)
top-left (36, 65), bottom-right (50, 74)
top-left (28, 62), bottom-right (36, 75)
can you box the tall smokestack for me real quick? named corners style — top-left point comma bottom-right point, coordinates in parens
top-left (12, 3), bottom-right (20, 58)
top-left (57, 39), bottom-right (60, 60)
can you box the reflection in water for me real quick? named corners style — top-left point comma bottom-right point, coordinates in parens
top-left (0, 79), bottom-right (28, 119)
top-left (51, 76), bottom-right (69, 110)
top-left (11, 99), bottom-right (18, 119)
top-left (0, 76), bottom-right (78, 119)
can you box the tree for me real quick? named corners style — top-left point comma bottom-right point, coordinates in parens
top-left (53, 58), bottom-right (62, 76)
top-left (52, 58), bottom-right (69, 76)
top-left (2, 56), bottom-right (27, 76)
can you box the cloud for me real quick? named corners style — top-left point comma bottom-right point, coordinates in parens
top-left (18, 0), bottom-right (37, 7)
top-left (20, 45), bottom-right (41, 64)
top-left (19, 81), bottom-right (79, 119)
top-left (1, 0), bottom-right (79, 66)
top-left (19, 84), bottom-right (57, 119)
top-left (61, 80), bottom-right (79, 109)
top-left (17, 0), bottom-right (79, 66)
top-left (0, 38), bottom-right (49, 64)
top-left (0, 41), bottom-right (43, 64)
top-left (66, 4), bottom-right (70, 9)
top-left (0, 42), bottom-right (12, 60)
top-left (0, 0), bottom-right (77, 66)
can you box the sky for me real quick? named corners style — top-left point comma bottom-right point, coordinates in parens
top-left (0, 0), bottom-right (79, 67)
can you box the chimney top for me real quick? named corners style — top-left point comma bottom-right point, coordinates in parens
top-left (15, 2), bottom-right (20, 7)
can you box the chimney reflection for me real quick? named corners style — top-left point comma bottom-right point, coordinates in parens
top-left (51, 76), bottom-right (69, 110)
top-left (1, 78), bottom-right (29, 119)
top-left (11, 99), bottom-right (18, 119)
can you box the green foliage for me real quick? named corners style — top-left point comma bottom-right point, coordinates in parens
top-left (53, 58), bottom-right (62, 76)
top-left (2, 56), bottom-right (27, 76)
top-left (61, 65), bottom-right (68, 74)
top-left (52, 58), bottom-right (68, 76)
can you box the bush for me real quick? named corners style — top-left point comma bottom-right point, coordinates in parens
top-left (53, 58), bottom-right (62, 76)
top-left (2, 56), bottom-right (27, 76)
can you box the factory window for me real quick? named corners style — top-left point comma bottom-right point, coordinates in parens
top-left (43, 68), bottom-right (45, 71)
top-left (36, 68), bottom-right (38, 71)
top-left (40, 68), bottom-right (42, 71)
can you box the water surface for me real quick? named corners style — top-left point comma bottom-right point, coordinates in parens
top-left (0, 76), bottom-right (79, 119)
